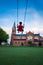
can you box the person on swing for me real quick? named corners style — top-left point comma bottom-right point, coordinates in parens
top-left (17, 22), bottom-right (24, 33)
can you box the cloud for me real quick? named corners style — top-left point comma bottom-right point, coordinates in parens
top-left (24, 8), bottom-right (43, 35)
top-left (0, 8), bottom-right (43, 40)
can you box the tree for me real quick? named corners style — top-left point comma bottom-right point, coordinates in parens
top-left (0, 28), bottom-right (9, 45)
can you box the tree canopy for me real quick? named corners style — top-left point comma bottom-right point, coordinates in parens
top-left (0, 28), bottom-right (9, 45)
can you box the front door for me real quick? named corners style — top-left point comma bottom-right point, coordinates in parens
top-left (21, 43), bottom-right (23, 46)
top-left (28, 41), bottom-right (32, 46)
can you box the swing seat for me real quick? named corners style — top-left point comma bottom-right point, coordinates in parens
top-left (17, 29), bottom-right (24, 33)
top-left (17, 0), bottom-right (28, 33)
top-left (17, 22), bottom-right (24, 33)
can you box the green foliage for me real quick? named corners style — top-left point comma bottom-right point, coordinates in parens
top-left (0, 28), bottom-right (9, 45)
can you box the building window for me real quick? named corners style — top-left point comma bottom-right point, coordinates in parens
top-left (27, 36), bottom-right (32, 40)
top-left (34, 37), bottom-right (39, 39)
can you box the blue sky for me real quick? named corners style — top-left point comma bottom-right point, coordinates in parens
top-left (0, 0), bottom-right (43, 39)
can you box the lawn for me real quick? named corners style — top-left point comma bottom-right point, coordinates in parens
top-left (0, 46), bottom-right (43, 65)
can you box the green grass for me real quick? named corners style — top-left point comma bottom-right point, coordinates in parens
top-left (0, 46), bottom-right (43, 65)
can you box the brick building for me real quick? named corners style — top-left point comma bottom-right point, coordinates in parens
top-left (10, 22), bottom-right (43, 46)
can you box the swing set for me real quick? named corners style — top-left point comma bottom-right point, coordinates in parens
top-left (17, 0), bottom-right (28, 33)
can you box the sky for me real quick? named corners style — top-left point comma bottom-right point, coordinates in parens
top-left (0, 0), bottom-right (43, 42)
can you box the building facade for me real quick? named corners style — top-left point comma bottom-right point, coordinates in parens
top-left (10, 22), bottom-right (43, 46)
